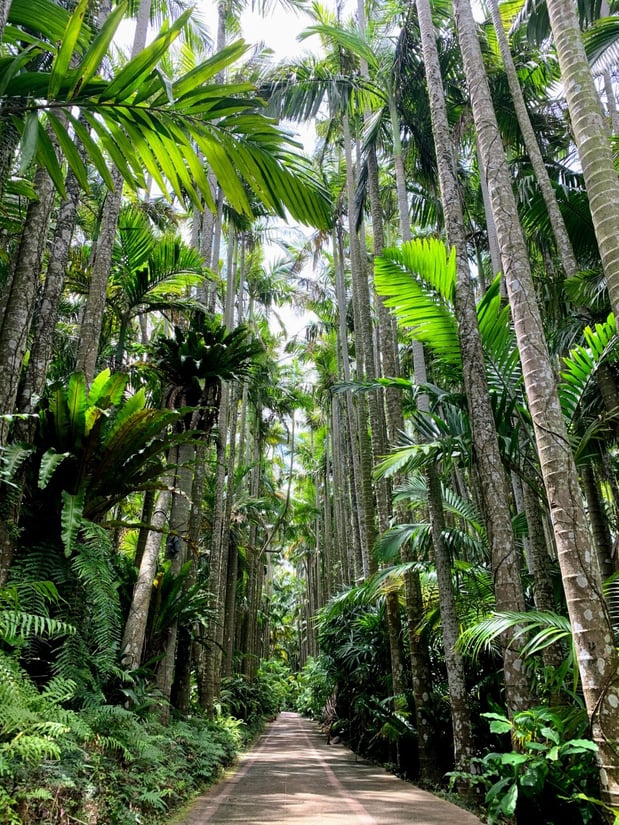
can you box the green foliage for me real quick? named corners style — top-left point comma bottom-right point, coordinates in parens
top-left (0, 581), bottom-right (74, 646)
top-left (34, 369), bottom-right (183, 523)
top-left (295, 656), bottom-right (335, 719)
top-left (311, 589), bottom-right (419, 763)
top-left (448, 708), bottom-right (604, 825)
top-left (220, 659), bottom-right (295, 725)
top-left (0, 653), bottom-right (245, 824)
top-left (3, 5), bottom-right (333, 227)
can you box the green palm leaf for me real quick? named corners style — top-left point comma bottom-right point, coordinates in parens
top-left (457, 610), bottom-right (572, 662)
top-left (374, 239), bottom-right (460, 365)
top-left (559, 314), bottom-right (618, 423)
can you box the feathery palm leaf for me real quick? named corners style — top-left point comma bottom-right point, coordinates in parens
top-left (3, 8), bottom-right (333, 226)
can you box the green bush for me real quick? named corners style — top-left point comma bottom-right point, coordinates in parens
top-left (0, 651), bottom-right (244, 825)
top-left (220, 659), bottom-right (296, 724)
top-left (448, 707), bottom-right (606, 825)
top-left (295, 656), bottom-right (335, 719)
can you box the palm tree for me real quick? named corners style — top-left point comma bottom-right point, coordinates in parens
top-left (545, 0), bottom-right (619, 321)
top-left (120, 317), bottom-right (261, 718)
top-left (485, 0), bottom-right (578, 280)
top-left (450, 0), bottom-right (619, 805)
top-left (409, 0), bottom-right (532, 725)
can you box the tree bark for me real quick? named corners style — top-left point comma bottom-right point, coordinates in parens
top-left (416, 0), bottom-right (531, 717)
top-left (546, 0), bottom-right (619, 320)
top-left (121, 488), bottom-right (171, 671)
top-left (0, 164), bottom-right (55, 445)
top-left (486, 0), bottom-right (578, 279)
top-left (156, 442), bottom-right (194, 723)
top-left (452, 0), bottom-right (619, 805)
top-left (17, 168), bottom-right (82, 422)
top-left (76, 178), bottom-right (123, 383)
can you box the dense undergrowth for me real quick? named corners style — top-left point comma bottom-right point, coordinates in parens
top-left (0, 654), bottom-right (296, 825)
top-left (294, 591), bottom-right (609, 825)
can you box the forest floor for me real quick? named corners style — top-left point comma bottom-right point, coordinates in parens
top-left (172, 711), bottom-right (485, 824)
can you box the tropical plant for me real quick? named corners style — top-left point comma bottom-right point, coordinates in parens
top-left (449, 708), bottom-right (604, 825)
top-left (0, 0), bottom-right (333, 227)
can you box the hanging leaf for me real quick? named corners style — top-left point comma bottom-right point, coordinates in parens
top-left (47, 112), bottom-right (90, 191)
top-left (68, 1), bottom-right (128, 99)
top-left (38, 449), bottom-right (71, 489)
top-left (34, 122), bottom-right (65, 196)
top-left (48, 0), bottom-right (89, 100)
top-left (61, 489), bottom-right (84, 557)
top-left (18, 112), bottom-right (39, 174)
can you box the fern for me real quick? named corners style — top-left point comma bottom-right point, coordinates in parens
top-left (0, 443), bottom-right (34, 485)
top-left (55, 520), bottom-right (122, 690)
top-left (560, 314), bottom-right (618, 424)
top-left (0, 581), bottom-right (74, 649)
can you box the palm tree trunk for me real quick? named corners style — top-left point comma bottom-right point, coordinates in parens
top-left (0, 120), bottom-right (20, 209)
top-left (75, 0), bottom-right (151, 383)
top-left (76, 178), bottom-right (123, 383)
top-left (545, 0), bottom-right (619, 319)
top-left (156, 442), bottom-right (193, 723)
top-left (121, 487), bottom-right (171, 670)
top-left (581, 463), bottom-right (615, 581)
top-left (342, 112), bottom-right (377, 576)
top-left (486, 0), bottom-right (577, 279)
top-left (0, 0), bottom-right (10, 54)
top-left (334, 222), bottom-right (367, 579)
top-left (427, 470), bottom-right (475, 771)
top-left (0, 164), bottom-right (55, 445)
top-left (452, 0), bottom-right (619, 804)
top-left (17, 168), bottom-right (82, 422)
top-left (416, 0), bottom-right (531, 716)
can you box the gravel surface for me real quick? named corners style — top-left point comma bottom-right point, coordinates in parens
top-left (175, 711), bottom-right (485, 825)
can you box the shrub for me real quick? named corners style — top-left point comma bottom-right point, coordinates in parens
top-left (448, 707), bottom-right (605, 825)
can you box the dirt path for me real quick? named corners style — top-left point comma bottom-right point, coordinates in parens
top-left (174, 711), bottom-right (484, 825)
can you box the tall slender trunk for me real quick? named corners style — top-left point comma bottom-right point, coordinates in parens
top-left (121, 487), bottom-right (171, 670)
top-left (156, 442), bottom-right (194, 723)
top-left (0, 164), bottom-right (55, 444)
top-left (75, 0), bottom-right (151, 383)
top-left (486, 0), bottom-right (577, 279)
top-left (581, 463), bottom-right (615, 581)
top-left (342, 113), bottom-right (377, 576)
top-left (427, 470), bottom-right (475, 771)
top-left (0, 162), bottom-right (56, 583)
top-left (416, 0), bottom-right (531, 716)
top-left (76, 178), bottom-right (123, 383)
top-left (18, 168), bottom-right (82, 421)
top-left (545, 0), bottom-right (619, 320)
top-left (334, 222), bottom-right (366, 579)
top-left (452, 0), bottom-right (619, 804)
top-left (0, 0), bottom-right (10, 59)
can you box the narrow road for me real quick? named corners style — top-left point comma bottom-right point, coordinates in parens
top-left (175, 712), bottom-right (484, 825)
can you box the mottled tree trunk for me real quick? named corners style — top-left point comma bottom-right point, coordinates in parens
top-left (342, 113), bottom-right (377, 576)
top-left (0, 164), bottom-right (55, 443)
top-left (486, 0), bottom-right (577, 279)
top-left (76, 178), bottom-right (123, 383)
top-left (581, 463), bottom-right (615, 581)
top-left (416, 0), bottom-right (531, 717)
top-left (156, 443), bottom-right (194, 723)
top-left (453, 0), bottom-right (619, 804)
top-left (545, 0), bottom-right (619, 320)
top-left (121, 488), bottom-right (171, 671)
top-left (18, 169), bottom-right (82, 422)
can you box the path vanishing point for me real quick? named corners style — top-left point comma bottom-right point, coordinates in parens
top-left (174, 711), bottom-right (485, 825)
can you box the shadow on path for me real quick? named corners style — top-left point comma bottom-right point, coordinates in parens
top-left (175, 712), bottom-right (484, 825)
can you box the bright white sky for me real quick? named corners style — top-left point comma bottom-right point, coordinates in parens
top-left (240, 5), bottom-right (317, 59)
